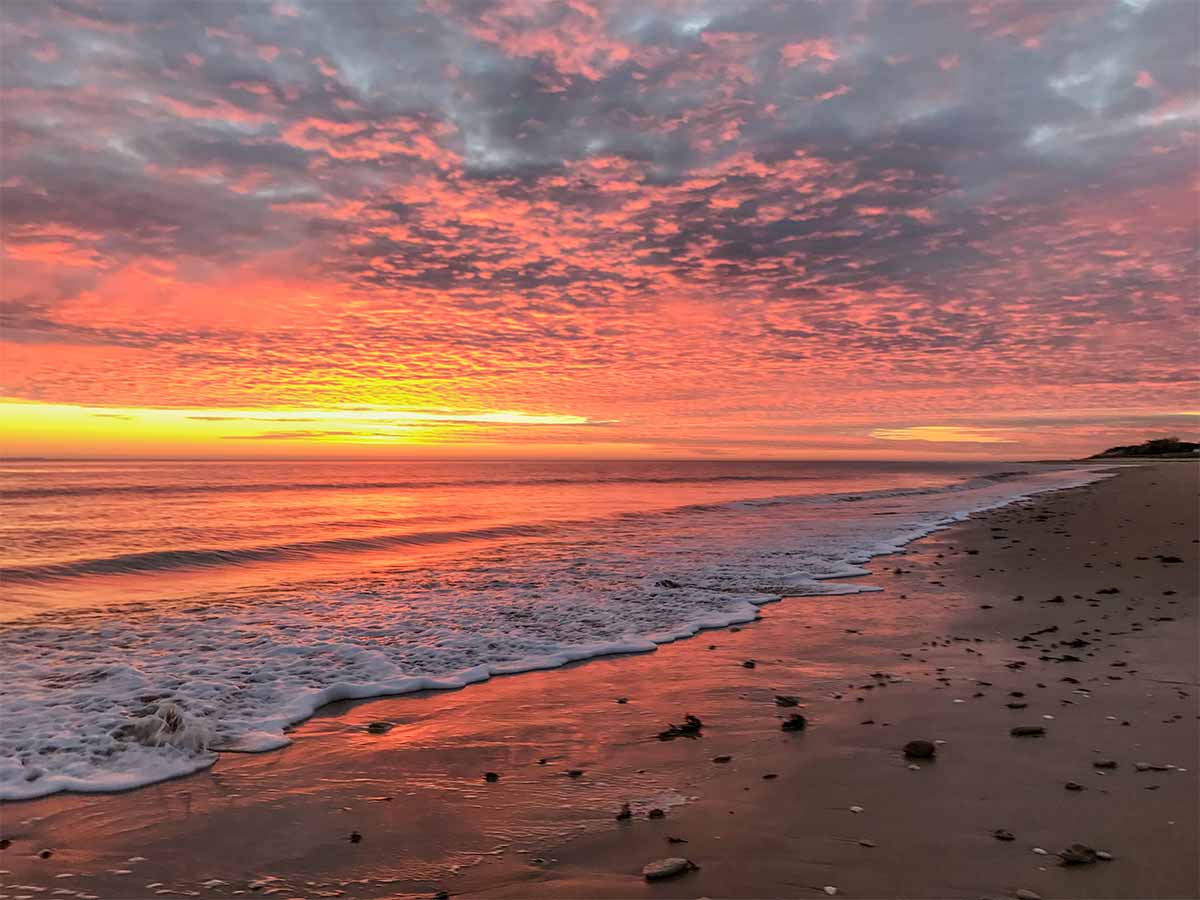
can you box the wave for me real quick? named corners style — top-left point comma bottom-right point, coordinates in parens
top-left (0, 470), bottom-right (844, 500)
top-left (0, 465), bottom-right (1112, 800)
top-left (0, 522), bottom-right (555, 582)
top-left (0, 473), bottom-right (1034, 583)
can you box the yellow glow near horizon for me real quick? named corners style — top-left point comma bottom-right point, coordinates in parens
top-left (5, 401), bottom-right (1195, 460)
top-left (0, 400), bottom-right (603, 456)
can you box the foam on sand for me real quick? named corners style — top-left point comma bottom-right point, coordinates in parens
top-left (0, 466), bottom-right (1108, 799)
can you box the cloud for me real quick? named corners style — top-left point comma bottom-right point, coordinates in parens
top-left (870, 426), bottom-right (1017, 444)
top-left (0, 0), bottom-right (1196, 458)
top-left (222, 430), bottom-right (358, 440)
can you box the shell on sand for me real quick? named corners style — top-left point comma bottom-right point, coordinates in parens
top-left (641, 857), bottom-right (697, 880)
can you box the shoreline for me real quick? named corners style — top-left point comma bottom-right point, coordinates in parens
top-left (1, 463), bottom-right (1108, 802)
top-left (1, 462), bottom-right (1195, 899)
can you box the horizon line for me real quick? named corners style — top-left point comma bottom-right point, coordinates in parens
top-left (1, 454), bottom-right (1083, 464)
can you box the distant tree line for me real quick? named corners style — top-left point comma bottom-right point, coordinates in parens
top-left (1089, 436), bottom-right (1200, 458)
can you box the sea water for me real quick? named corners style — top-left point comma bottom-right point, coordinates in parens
top-left (0, 459), bottom-right (1107, 799)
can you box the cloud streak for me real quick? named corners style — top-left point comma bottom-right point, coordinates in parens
top-left (870, 426), bottom-right (1017, 444)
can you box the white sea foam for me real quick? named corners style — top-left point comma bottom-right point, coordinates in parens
top-left (0, 465), bottom-right (1109, 799)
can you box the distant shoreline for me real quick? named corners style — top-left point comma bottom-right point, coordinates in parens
top-left (1084, 453), bottom-right (1200, 461)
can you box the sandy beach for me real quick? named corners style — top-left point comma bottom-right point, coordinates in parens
top-left (1, 461), bottom-right (1196, 900)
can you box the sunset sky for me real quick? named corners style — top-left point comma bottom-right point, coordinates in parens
top-left (1, 0), bottom-right (1196, 459)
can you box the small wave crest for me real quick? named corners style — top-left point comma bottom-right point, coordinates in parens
top-left (0, 476), bottom-right (1030, 583)
top-left (0, 523), bottom-right (554, 582)
top-left (0, 471), bottom-right (823, 500)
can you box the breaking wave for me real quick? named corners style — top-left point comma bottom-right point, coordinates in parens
top-left (0, 463), bottom-right (1109, 800)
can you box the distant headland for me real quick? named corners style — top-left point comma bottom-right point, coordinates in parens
top-left (1088, 436), bottom-right (1200, 459)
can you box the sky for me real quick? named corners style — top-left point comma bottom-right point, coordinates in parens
top-left (1, 0), bottom-right (1197, 460)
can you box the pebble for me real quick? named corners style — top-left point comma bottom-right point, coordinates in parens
top-left (902, 739), bottom-right (936, 759)
top-left (1032, 847), bottom-right (1048, 855)
top-left (781, 713), bottom-right (808, 732)
top-left (1015, 890), bottom-right (1042, 900)
top-left (641, 858), bottom-right (697, 880)
top-left (993, 829), bottom-right (1015, 841)
top-left (823, 887), bottom-right (838, 896)
top-left (483, 772), bottom-right (500, 782)
top-left (1010, 726), bottom-right (1046, 737)
top-left (1058, 842), bottom-right (1098, 865)
top-left (849, 805), bottom-right (864, 814)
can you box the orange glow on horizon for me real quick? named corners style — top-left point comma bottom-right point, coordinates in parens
top-left (2, 401), bottom-right (1196, 461)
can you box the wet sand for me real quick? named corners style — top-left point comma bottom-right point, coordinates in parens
top-left (2, 462), bottom-right (1196, 899)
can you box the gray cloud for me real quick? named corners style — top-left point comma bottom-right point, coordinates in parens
top-left (1, 0), bottom-right (1195, 402)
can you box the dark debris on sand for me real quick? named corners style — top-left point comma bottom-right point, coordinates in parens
top-left (657, 714), bottom-right (704, 740)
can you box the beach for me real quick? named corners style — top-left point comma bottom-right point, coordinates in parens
top-left (1, 461), bottom-right (1196, 899)
top-left (5, 1), bottom-right (1197, 896)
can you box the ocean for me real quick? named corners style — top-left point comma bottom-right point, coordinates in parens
top-left (0, 458), bottom-right (1107, 800)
